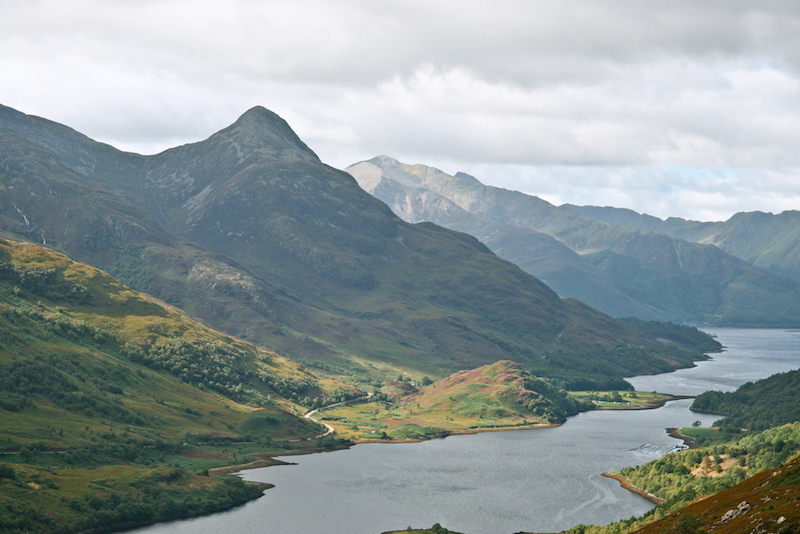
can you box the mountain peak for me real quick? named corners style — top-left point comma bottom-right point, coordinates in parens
top-left (210, 106), bottom-right (319, 162)
top-left (454, 171), bottom-right (481, 184)
top-left (235, 105), bottom-right (282, 126)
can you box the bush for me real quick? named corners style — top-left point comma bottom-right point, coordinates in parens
top-left (0, 464), bottom-right (16, 480)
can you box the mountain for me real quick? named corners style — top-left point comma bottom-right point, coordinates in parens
top-left (0, 237), bottom-right (339, 533)
top-left (347, 156), bottom-right (800, 327)
top-left (0, 236), bottom-right (337, 429)
top-left (0, 104), bottom-right (713, 389)
top-left (565, 204), bottom-right (800, 284)
top-left (354, 162), bottom-right (654, 319)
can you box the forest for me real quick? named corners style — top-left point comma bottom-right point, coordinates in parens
top-left (692, 368), bottom-right (800, 432)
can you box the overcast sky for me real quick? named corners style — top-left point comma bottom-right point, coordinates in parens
top-left (2, 0), bottom-right (798, 221)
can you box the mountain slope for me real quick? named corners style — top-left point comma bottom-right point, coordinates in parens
top-left (564, 424), bottom-right (800, 534)
top-left (348, 156), bottom-right (800, 327)
top-left (354, 160), bottom-right (659, 319)
top-left (0, 237), bottom-right (353, 533)
top-left (0, 104), bottom-right (708, 387)
top-left (0, 237), bottom-right (342, 422)
top-left (631, 455), bottom-right (800, 534)
top-left (566, 204), bottom-right (800, 284)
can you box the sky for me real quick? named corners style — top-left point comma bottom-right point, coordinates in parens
top-left (1, 0), bottom-right (799, 221)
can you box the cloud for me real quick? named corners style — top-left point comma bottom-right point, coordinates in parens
top-left (0, 0), bottom-right (798, 219)
top-left (444, 164), bottom-right (800, 221)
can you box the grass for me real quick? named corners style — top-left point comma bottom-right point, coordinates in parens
top-left (570, 390), bottom-right (675, 409)
top-left (0, 238), bottom-right (357, 533)
top-left (318, 361), bottom-right (591, 440)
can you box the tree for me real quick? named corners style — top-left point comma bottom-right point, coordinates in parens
top-left (0, 464), bottom-right (16, 480)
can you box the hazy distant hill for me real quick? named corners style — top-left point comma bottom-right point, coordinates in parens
top-left (0, 104), bottom-right (706, 388)
top-left (347, 156), bottom-right (800, 327)
top-left (565, 204), bottom-right (800, 284)
top-left (352, 159), bottom-right (655, 319)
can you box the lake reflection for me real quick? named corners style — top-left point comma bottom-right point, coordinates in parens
top-left (133, 328), bottom-right (800, 534)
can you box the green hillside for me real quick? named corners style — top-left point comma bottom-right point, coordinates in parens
top-left (320, 360), bottom-right (593, 440)
top-left (629, 454), bottom-right (800, 534)
top-left (0, 237), bottom-right (354, 533)
top-left (693, 368), bottom-right (800, 432)
top-left (560, 370), bottom-right (800, 534)
top-left (0, 104), bottom-right (711, 388)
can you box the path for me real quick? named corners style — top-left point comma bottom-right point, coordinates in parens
top-left (299, 392), bottom-right (373, 440)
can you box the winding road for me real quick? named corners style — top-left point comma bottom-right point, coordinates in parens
top-left (300, 392), bottom-right (373, 440)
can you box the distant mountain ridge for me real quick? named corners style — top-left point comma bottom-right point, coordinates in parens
top-left (347, 156), bottom-right (800, 327)
top-left (0, 104), bottom-right (706, 388)
top-left (564, 204), bottom-right (800, 284)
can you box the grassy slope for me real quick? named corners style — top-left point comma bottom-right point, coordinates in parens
top-left (0, 237), bottom-right (357, 533)
top-left (319, 361), bottom-right (592, 440)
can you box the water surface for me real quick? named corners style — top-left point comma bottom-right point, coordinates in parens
top-left (133, 327), bottom-right (800, 534)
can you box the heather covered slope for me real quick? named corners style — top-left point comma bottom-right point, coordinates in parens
top-left (348, 156), bottom-right (800, 327)
top-left (631, 457), bottom-right (800, 534)
top-left (0, 104), bottom-right (709, 386)
top-left (562, 424), bottom-right (800, 534)
top-left (394, 360), bottom-right (590, 424)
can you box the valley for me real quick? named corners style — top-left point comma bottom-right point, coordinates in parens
top-left (1, 104), bottom-right (799, 534)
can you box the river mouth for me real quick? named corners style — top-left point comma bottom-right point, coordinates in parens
top-left (130, 328), bottom-right (800, 534)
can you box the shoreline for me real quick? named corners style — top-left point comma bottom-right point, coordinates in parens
top-left (594, 393), bottom-right (694, 411)
top-left (601, 472), bottom-right (666, 505)
top-left (127, 393), bottom-right (694, 533)
top-left (604, 420), bottom-right (700, 507)
top-left (349, 422), bottom-right (562, 444)
top-left (164, 391), bottom-right (692, 532)
top-left (667, 427), bottom-right (697, 449)
top-left (218, 391), bottom-right (692, 472)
